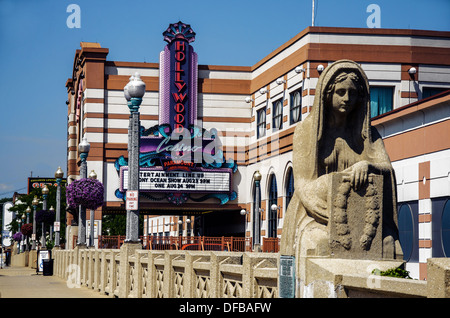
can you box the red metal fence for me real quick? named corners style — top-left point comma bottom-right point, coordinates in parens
top-left (73, 235), bottom-right (280, 253)
top-left (262, 237), bottom-right (280, 253)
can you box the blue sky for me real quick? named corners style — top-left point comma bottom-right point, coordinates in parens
top-left (0, 0), bottom-right (449, 199)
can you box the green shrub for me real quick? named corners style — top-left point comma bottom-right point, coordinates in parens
top-left (372, 267), bottom-right (412, 279)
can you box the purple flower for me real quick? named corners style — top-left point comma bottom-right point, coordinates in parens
top-left (13, 232), bottom-right (23, 242)
top-left (66, 178), bottom-right (104, 210)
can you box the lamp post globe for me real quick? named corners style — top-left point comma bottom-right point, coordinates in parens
top-left (42, 185), bottom-right (49, 196)
top-left (78, 136), bottom-right (90, 155)
top-left (125, 72), bottom-right (146, 112)
top-left (88, 170), bottom-right (97, 179)
top-left (127, 72), bottom-right (146, 99)
top-left (55, 166), bottom-right (64, 179)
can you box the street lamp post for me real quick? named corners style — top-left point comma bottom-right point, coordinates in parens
top-left (124, 73), bottom-right (145, 243)
top-left (253, 171), bottom-right (262, 251)
top-left (77, 136), bottom-right (90, 246)
top-left (17, 218), bottom-right (22, 253)
top-left (31, 196), bottom-right (39, 250)
top-left (26, 206), bottom-right (31, 251)
top-left (88, 170), bottom-right (97, 248)
top-left (54, 167), bottom-right (63, 247)
top-left (41, 185), bottom-right (49, 249)
top-left (21, 214), bottom-right (25, 252)
top-left (49, 206), bottom-right (55, 244)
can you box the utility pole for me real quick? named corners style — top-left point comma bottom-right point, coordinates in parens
top-left (312, 0), bottom-right (315, 26)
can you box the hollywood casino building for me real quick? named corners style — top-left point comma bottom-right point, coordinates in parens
top-left (64, 22), bottom-right (450, 280)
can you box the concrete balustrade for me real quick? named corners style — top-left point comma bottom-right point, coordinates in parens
top-left (52, 247), bottom-right (449, 298)
top-left (52, 247), bottom-right (279, 298)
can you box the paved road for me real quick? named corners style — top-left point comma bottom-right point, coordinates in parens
top-left (0, 265), bottom-right (109, 298)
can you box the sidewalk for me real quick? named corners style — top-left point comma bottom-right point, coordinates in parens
top-left (0, 265), bottom-right (109, 298)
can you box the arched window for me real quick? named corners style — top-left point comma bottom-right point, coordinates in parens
top-left (290, 90), bottom-right (301, 124)
top-left (398, 204), bottom-right (414, 261)
top-left (272, 99), bottom-right (283, 131)
top-left (441, 199), bottom-right (450, 257)
top-left (268, 174), bottom-right (278, 238)
top-left (285, 168), bottom-right (294, 209)
top-left (257, 108), bottom-right (266, 138)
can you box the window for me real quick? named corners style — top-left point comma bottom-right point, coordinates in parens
top-left (442, 200), bottom-right (450, 257)
top-left (398, 204), bottom-right (414, 261)
top-left (370, 86), bottom-right (394, 117)
top-left (272, 99), bottom-right (283, 131)
top-left (432, 198), bottom-right (450, 257)
top-left (268, 174), bottom-right (278, 238)
top-left (397, 202), bottom-right (419, 262)
top-left (285, 168), bottom-right (294, 209)
top-left (290, 90), bottom-right (302, 124)
top-left (422, 87), bottom-right (447, 99)
top-left (257, 107), bottom-right (266, 138)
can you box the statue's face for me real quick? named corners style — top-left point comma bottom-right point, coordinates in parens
top-left (331, 77), bottom-right (358, 117)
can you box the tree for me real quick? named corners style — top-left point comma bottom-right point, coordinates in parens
top-left (102, 214), bottom-right (144, 236)
top-left (8, 186), bottom-right (67, 245)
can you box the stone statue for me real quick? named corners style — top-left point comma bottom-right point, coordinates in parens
top-left (280, 60), bottom-right (403, 262)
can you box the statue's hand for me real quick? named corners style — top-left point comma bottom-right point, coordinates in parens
top-left (345, 161), bottom-right (369, 190)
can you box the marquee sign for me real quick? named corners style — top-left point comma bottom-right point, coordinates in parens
top-left (120, 167), bottom-right (232, 193)
top-left (114, 22), bottom-right (237, 206)
top-left (28, 177), bottom-right (67, 194)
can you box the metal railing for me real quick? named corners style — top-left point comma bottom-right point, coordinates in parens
top-left (73, 235), bottom-right (269, 252)
top-left (73, 235), bottom-right (280, 252)
top-left (262, 237), bottom-right (280, 253)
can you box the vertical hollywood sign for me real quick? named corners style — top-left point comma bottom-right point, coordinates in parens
top-left (173, 40), bottom-right (187, 133)
top-left (160, 22), bottom-right (197, 133)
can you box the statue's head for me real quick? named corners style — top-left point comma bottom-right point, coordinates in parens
top-left (324, 71), bottom-right (366, 121)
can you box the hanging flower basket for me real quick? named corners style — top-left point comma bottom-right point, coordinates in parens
top-left (36, 210), bottom-right (55, 225)
top-left (66, 178), bottom-right (104, 210)
top-left (13, 232), bottom-right (23, 242)
top-left (21, 223), bottom-right (33, 236)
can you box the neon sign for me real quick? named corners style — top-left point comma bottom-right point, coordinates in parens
top-left (160, 21), bottom-right (197, 133)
